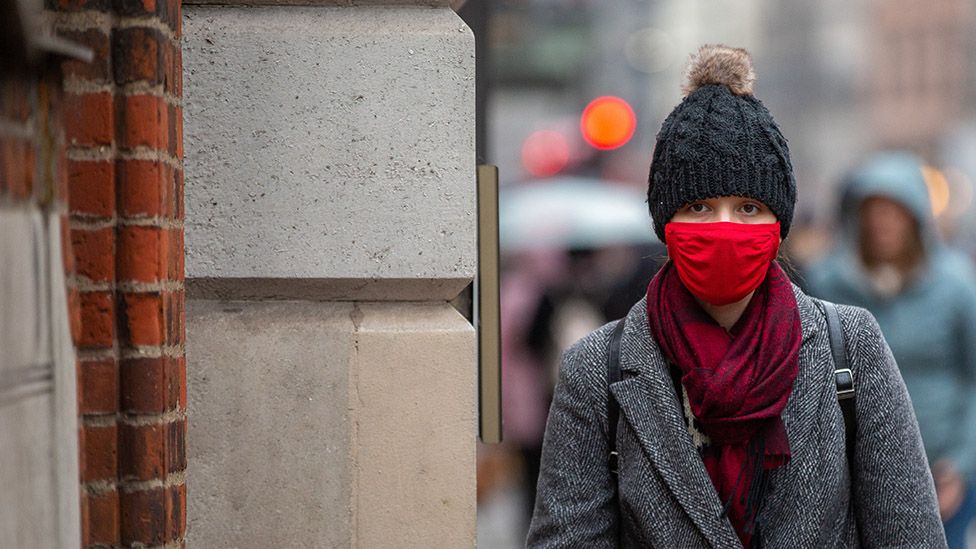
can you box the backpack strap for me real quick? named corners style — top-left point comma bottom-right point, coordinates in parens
top-left (606, 318), bottom-right (626, 476)
top-left (822, 300), bottom-right (857, 469)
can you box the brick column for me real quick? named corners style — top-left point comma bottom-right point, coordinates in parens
top-left (50, 0), bottom-right (187, 546)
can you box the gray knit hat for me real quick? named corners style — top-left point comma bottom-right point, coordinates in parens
top-left (647, 45), bottom-right (796, 241)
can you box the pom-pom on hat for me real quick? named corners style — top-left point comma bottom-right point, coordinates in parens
top-left (647, 44), bottom-right (796, 242)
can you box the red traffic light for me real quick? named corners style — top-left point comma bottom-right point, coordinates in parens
top-left (580, 96), bottom-right (637, 151)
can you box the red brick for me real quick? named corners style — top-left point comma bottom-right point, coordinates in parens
top-left (55, 143), bottom-right (69, 208)
top-left (118, 159), bottom-right (169, 217)
top-left (177, 356), bottom-right (186, 410)
top-left (174, 168), bottom-right (184, 219)
top-left (120, 356), bottom-right (170, 414)
top-left (168, 418), bottom-right (186, 474)
top-left (72, 227), bottom-right (115, 282)
top-left (114, 0), bottom-right (179, 31)
top-left (0, 79), bottom-right (31, 121)
top-left (117, 225), bottom-right (166, 283)
top-left (166, 102), bottom-right (177, 156)
top-left (82, 423), bottom-right (117, 482)
top-left (162, 38), bottom-right (176, 97)
top-left (67, 286), bottom-right (82, 345)
top-left (173, 104), bottom-right (183, 158)
top-left (113, 27), bottom-right (166, 86)
top-left (168, 228), bottom-right (184, 280)
top-left (165, 289), bottom-right (184, 346)
top-left (20, 145), bottom-right (34, 200)
top-left (119, 422), bottom-right (166, 481)
top-left (48, 0), bottom-right (111, 11)
top-left (169, 357), bottom-right (184, 410)
top-left (86, 489), bottom-right (120, 545)
top-left (116, 0), bottom-right (157, 14)
top-left (121, 292), bottom-right (164, 346)
top-left (169, 0), bottom-right (182, 40)
top-left (170, 482), bottom-right (186, 538)
top-left (119, 94), bottom-right (167, 150)
top-left (76, 357), bottom-right (84, 415)
top-left (120, 486), bottom-right (168, 545)
top-left (79, 291), bottom-right (115, 348)
top-left (77, 423), bottom-right (85, 477)
top-left (0, 137), bottom-right (33, 201)
top-left (167, 356), bottom-right (183, 411)
top-left (172, 48), bottom-right (183, 97)
top-left (58, 28), bottom-right (111, 82)
top-left (79, 490), bottom-right (90, 548)
top-left (60, 215), bottom-right (75, 274)
top-left (64, 92), bottom-right (113, 147)
top-left (68, 159), bottom-right (115, 217)
top-left (80, 359), bottom-right (119, 414)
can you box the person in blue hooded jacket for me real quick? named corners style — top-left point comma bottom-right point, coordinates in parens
top-left (807, 151), bottom-right (976, 548)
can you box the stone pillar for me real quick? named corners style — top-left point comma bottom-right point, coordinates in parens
top-left (182, 3), bottom-right (476, 547)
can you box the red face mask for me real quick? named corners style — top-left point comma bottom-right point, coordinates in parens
top-left (664, 222), bottom-right (781, 306)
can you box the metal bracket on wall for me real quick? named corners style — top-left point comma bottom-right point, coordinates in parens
top-left (477, 164), bottom-right (501, 444)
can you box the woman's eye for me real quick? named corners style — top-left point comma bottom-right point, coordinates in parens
top-left (689, 203), bottom-right (708, 213)
top-left (740, 203), bottom-right (760, 215)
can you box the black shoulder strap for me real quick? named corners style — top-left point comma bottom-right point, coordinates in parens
top-left (823, 300), bottom-right (857, 468)
top-left (607, 318), bottom-right (626, 476)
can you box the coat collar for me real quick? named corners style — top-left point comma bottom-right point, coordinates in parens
top-left (609, 285), bottom-right (821, 547)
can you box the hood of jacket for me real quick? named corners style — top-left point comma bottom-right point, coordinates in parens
top-left (837, 150), bottom-right (939, 252)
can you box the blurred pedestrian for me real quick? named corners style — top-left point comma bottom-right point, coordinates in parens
top-left (527, 45), bottom-right (945, 548)
top-left (807, 151), bottom-right (976, 549)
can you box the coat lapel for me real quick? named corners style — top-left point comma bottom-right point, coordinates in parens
top-left (609, 298), bottom-right (740, 548)
top-left (608, 288), bottom-right (825, 547)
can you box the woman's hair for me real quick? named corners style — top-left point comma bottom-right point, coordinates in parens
top-left (858, 219), bottom-right (925, 274)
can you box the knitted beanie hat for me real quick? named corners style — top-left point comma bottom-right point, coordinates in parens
top-left (647, 45), bottom-right (796, 242)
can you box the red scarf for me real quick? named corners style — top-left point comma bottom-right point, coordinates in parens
top-left (646, 260), bottom-right (801, 547)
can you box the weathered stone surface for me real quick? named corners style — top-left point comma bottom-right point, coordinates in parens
top-left (182, 6), bottom-right (476, 301)
top-left (186, 300), bottom-right (476, 547)
top-left (352, 301), bottom-right (476, 547)
top-left (186, 300), bottom-right (352, 547)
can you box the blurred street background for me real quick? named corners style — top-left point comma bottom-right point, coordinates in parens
top-left (471, 0), bottom-right (976, 546)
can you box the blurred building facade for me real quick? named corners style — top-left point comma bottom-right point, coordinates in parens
top-left (489, 0), bottom-right (976, 241)
top-left (870, 0), bottom-right (974, 154)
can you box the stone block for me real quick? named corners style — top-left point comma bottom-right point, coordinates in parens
top-left (185, 300), bottom-right (476, 547)
top-left (182, 6), bottom-right (476, 301)
top-left (186, 300), bottom-right (353, 547)
top-left (352, 302), bottom-right (476, 548)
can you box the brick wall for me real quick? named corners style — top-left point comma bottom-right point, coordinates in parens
top-left (49, 0), bottom-right (187, 546)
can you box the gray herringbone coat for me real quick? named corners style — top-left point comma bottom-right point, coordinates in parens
top-left (527, 287), bottom-right (946, 548)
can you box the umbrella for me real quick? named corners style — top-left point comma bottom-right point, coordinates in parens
top-left (499, 176), bottom-right (654, 251)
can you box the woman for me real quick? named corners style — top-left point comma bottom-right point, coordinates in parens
top-left (807, 152), bottom-right (976, 549)
top-left (526, 46), bottom-right (946, 548)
